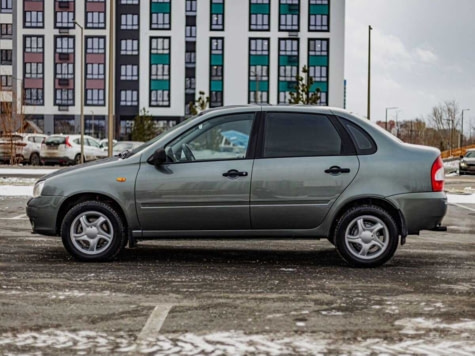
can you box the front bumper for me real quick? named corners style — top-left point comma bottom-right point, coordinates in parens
top-left (26, 195), bottom-right (65, 236)
top-left (388, 192), bottom-right (447, 235)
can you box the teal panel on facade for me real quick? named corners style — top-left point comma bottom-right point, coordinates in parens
top-left (310, 82), bottom-right (328, 92)
top-left (211, 3), bottom-right (224, 13)
top-left (309, 4), bottom-right (329, 15)
top-left (250, 55), bottom-right (269, 66)
top-left (279, 81), bottom-right (296, 92)
top-left (250, 4), bottom-right (269, 14)
top-left (249, 80), bottom-right (269, 91)
top-left (280, 4), bottom-right (299, 14)
top-left (210, 54), bottom-right (223, 65)
top-left (211, 80), bottom-right (223, 91)
top-left (151, 2), bottom-right (170, 13)
top-left (151, 80), bottom-right (170, 90)
top-left (151, 54), bottom-right (170, 65)
top-left (279, 55), bottom-right (299, 66)
top-left (309, 56), bottom-right (328, 66)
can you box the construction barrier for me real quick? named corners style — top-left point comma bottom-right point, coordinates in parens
top-left (441, 144), bottom-right (475, 160)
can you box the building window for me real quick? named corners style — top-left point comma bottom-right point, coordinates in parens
top-left (209, 38), bottom-right (224, 107)
top-left (151, 64), bottom-right (169, 80)
top-left (0, 50), bottom-right (12, 65)
top-left (86, 37), bottom-right (105, 54)
top-left (25, 63), bottom-right (44, 79)
top-left (1, 75), bottom-right (12, 90)
top-left (86, 12), bottom-right (105, 28)
top-left (150, 37), bottom-right (169, 53)
top-left (185, 0), bottom-right (196, 14)
top-left (151, 0), bottom-right (171, 30)
top-left (309, 39), bottom-right (328, 56)
top-left (150, 37), bottom-right (170, 107)
top-left (150, 90), bottom-right (169, 106)
top-left (120, 39), bottom-right (139, 55)
top-left (25, 11), bottom-right (44, 28)
top-left (121, 14), bottom-right (139, 30)
top-left (25, 36), bottom-right (44, 53)
top-left (120, 0), bottom-right (138, 4)
top-left (120, 65), bottom-right (138, 80)
top-left (309, 0), bottom-right (329, 31)
top-left (249, 38), bottom-right (269, 104)
top-left (120, 90), bottom-right (138, 106)
top-left (250, 0), bottom-right (270, 31)
top-left (185, 77), bottom-right (195, 93)
top-left (278, 38), bottom-right (299, 104)
top-left (86, 63), bottom-right (104, 79)
top-left (0, 0), bottom-right (12, 13)
top-left (56, 37), bottom-right (75, 53)
top-left (86, 89), bottom-right (105, 105)
top-left (0, 24), bottom-right (12, 38)
top-left (210, 0), bottom-right (224, 31)
top-left (279, 0), bottom-right (299, 31)
top-left (308, 39), bottom-right (329, 105)
top-left (185, 52), bottom-right (196, 67)
top-left (25, 89), bottom-right (44, 105)
top-left (185, 26), bottom-right (196, 40)
top-left (56, 63), bottom-right (74, 79)
top-left (56, 89), bottom-right (74, 106)
top-left (56, 11), bottom-right (74, 28)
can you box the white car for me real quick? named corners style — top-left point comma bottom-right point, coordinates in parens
top-left (0, 133), bottom-right (47, 165)
top-left (41, 135), bottom-right (108, 165)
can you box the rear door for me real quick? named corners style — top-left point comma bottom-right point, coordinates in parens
top-left (250, 111), bottom-right (359, 229)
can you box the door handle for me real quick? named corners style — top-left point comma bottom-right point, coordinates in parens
top-left (325, 166), bottom-right (351, 175)
top-left (223, 169), bottom-right (248, 178)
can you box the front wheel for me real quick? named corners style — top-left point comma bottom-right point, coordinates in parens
top-left (61, 201), bottom-right (127, 262)
top-left (334, 205), bottom-right (398, 267)
top-left (29, 152), bottom-right (40, 166)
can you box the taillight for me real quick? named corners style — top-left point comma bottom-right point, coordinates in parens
top-left (431, 156), bottom-right (444, 192)
top-left (65, 136), bottom-right (72, 148)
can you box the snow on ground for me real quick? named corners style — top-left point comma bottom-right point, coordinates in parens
top-left (0, 168), bottom-right (57, 176)
top-left (0, 185), bottom-right (33, 196)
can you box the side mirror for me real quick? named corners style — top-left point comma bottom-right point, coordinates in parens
top-left (147, 148), bottom-right (167, 167)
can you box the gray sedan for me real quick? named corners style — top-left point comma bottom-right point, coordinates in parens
top-left (27, 106), bottom-right (447, 267)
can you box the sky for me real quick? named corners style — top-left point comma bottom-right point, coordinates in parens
top-left (345, 0), bottom-right (475, 132)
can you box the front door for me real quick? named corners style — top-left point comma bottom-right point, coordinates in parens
top-left (135, 112), bottom-right (257, 231)
top-left (251, 112), bottom-right (359, 229)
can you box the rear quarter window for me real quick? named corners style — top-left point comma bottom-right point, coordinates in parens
top-left (340, 118), bottom-right (377, 155)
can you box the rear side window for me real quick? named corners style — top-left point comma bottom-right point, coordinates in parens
top-left (263, 113), bottom-right (342, 158)
top-left (45, 136), bottom-right (66, 145)
top-left (341, 118), bottom-right (377, 155)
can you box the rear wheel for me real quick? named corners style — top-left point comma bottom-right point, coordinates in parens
top-left (334, 205), bottom-right (398, 267)
top-left (29, 152), bottom-right (40, 166)
top-left (61, 201), bottom-right (127, 262)
top-left (74, 153), bottom-right (83, 165)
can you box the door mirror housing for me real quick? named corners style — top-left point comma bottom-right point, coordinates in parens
top-left (147, 148), bottom-right (167, 167)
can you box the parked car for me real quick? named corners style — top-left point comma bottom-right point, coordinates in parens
top-left (27, 106), bottom-right (447, 267)
top-left (459, 149), bottom-right (475, 175)
top-left (0, 133), bottom-right (47, 165)
top-left (41, 134), bottom-right (108, 165)
top-left (111, 141), bottom-right (144, 157)
top-left (99, 138), bottom-right (117, 150)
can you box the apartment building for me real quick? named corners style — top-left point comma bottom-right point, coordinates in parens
top-left (13, 0), bottom-right (345, 139)
top-left (0, 0), bottom-right (13, 130)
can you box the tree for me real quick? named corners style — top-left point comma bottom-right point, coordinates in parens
top-left (131, 108), bottom-right (157, 142)
top-left (427, 100), bottom-right (460, 152)
top-left (288, 66), bottom-right (321, 105)
top-left (188, 91), bottom-right (210, 116)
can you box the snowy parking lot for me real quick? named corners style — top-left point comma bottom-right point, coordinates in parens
top-left (0, 173), bottom-right (474, 355)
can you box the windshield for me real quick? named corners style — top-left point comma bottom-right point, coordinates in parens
top-left (465, 151), bottom-right (475, 158)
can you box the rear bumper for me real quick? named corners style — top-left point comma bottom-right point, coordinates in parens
top-left (388, 192), bottom-right (447, 235)
top-left (42, 156), bottom-right (74, 165)
top-left (26, 195), bottom-right (65, 236)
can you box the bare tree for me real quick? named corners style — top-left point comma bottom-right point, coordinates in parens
top-left (427, 100), bottom-right (460, 151)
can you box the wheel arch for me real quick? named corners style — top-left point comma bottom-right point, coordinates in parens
top-left (330, 197), bottom-right (407, 243)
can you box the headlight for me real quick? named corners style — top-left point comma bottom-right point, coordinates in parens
top-left (33, 181), bottom-right (45, 198)
top-left (460, 162), bottom-right (467, 168)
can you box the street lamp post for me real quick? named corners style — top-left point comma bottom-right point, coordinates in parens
top-left (460, 108), bottom-right (470, 148)
top-left (367, 25), bottom-right (372, 120)
top-left (90, 110), bottom-right (95, 137)
top-left (107, 0), bottom-right (115, 156)
top-left (385, 107), bottom-right (398, 132)
top-left (74, 21), bottom-right (85, 164)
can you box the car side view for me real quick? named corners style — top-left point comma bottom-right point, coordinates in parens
top-left (26, 106), bottom-right (447, 267)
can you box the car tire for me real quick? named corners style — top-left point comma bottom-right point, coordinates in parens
top-left (29, 153), bottom-right (40, 166)
top-left (61, 201), bottom-right (127, 262)
top-left (74, 154), bottom-right (84, 165)
top-left (334, 205), bottom-right (398, 268)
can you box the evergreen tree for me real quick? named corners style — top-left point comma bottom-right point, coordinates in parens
top-left (288, 66), bottom-right (321, 105)
top-left (131, 108), bottom-right (157, 142)
top-left (188, 91), bottom-right (210, 116)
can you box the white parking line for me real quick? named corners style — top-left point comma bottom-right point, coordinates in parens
top-left (0, 214), bottom-right (28, 220)
top-left (450, 203), bottom-right (475, 212)
top-left (137, 304), bottom-right (173, 342)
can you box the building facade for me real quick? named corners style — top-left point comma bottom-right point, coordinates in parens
top-left (13, 0), bottom-right (345, 139)
top-left (0, 0), bottom-right (13, 133)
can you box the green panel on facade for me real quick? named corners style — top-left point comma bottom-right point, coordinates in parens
top-left (250, 80), bottom-right (269, 91)
top-left (211, 3), bottom-right (224, 13)
top-left (250, 4), bottom-right (269, 14)
top-left (250, 55), bottom-right (269, 66)
top-left (280, 4), bottom-right (299, 14)
top-left (279, 81), bottom-right (296, 92)
top-left (309, 4), bottom-right (329, 15)
top-left (309, 56), bottom-right (328, 66)
top-left (210, 54), bottom-right (223, 65)
top-left (151, 54), bottom-right (170, 65)
top-left (151, 2), bottom-right (170, 13)
top-left (151, 80), bottom-right (170, 90)
top-left (279, 55), bottom-right (299, 66)
top-left (211, 80), bottom-right (223, 91)
top-left (310, 82), bottom-right (328, 92)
